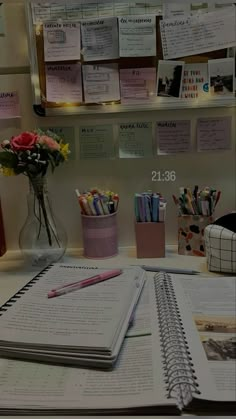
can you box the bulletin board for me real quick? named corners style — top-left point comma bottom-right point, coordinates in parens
top-left (26, 0), bottom-right (236, 116)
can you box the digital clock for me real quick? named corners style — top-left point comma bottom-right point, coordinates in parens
top-left (151, 170), bottom-right (176, 182)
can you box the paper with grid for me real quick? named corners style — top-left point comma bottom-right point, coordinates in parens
top-left (31, 1), bottom-right (163, 23)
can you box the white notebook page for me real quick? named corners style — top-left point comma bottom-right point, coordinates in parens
top-left (0, 280), bottom-right (176, 412)
top-left (0, 265), bottom-right (141, 350)
top-left (173, 275), bottom-right (236, 403)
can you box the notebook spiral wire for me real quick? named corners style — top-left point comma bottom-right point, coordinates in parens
top-left (0, 265), bottom-right (52, 315)
top-left (154, 272), bottom-right (201, 406)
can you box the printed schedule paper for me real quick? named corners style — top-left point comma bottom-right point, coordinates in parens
top-left (0, 92), bottom-right (21, 119)
top-left (119, 15), bottom-right (156, 57)
top-left (81, 17), bottom-right (119, 61)
top-left (197, 117), bottom-right (232, 151)
top-left (43, 22), bottom-right (81, 61)
top-left (118, 122), bottom-right (153, 158)
top-left (156, 120), bottom-right (191, 154)
top-left (160, 7), bottom-right (236, 60)
top-left (83, 64), bottom-right (120, 103)
top-left (79, 125), bottom-right (115, 159)
top-left (120, 68), bottom-right (156, 104)
top-left (45, 63), bottom-right (82, 103)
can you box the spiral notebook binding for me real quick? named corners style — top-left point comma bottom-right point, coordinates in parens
top-left (0, 264), bottom-right (52, 316)
top-left (154, 272), bottom-right (201, 407)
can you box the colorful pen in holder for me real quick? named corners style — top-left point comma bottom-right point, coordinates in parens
top-left (173, 186), bottom-right (218, 256)
top-left (134, 192), bottom-right (166, 258)
top-left (172, 186), bottom-right (221, 217)
top-left (76, 188), bottom-right (119, 259)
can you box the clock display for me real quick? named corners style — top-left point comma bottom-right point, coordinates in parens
top-left (151, 170), bottom-right (176, 182)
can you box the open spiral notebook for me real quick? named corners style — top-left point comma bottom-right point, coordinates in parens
top-left (0, 264), bottom-right (235, 414)
top-left (0, 264), bottom-right (146, 369)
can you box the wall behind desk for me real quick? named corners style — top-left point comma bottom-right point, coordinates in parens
top-left (0, 1), bottom-right (235, 250)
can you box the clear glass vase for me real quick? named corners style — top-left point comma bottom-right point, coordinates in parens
top-left (19, 177), bottom-right (68, 266)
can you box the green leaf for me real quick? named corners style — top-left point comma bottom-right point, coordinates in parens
top-left (0, 152), bottom-right (18, 168)
top-left (48, 153), bottom-right (56, 173)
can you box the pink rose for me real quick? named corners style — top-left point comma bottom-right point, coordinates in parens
top-left (37, 135), bottom-right (60, 151)
top-left (10, 132), bottom-right (37, 151)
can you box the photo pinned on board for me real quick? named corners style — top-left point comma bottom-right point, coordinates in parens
top-left (157, 60), bottom-right (184, 98)
top-left (227, 47), bottom-right (236, 96)
top-left (208, 58), bottom-right (235, 97)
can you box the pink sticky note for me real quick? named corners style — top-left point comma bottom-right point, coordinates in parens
top-left (0, 92), bottom-right (21, 119)
top-left (46, 62), bottom-right (82, 103)
top-left (120, 68), bottom-right (156, 104)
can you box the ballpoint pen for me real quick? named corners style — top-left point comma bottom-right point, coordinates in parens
top-left (140, 266), bottom-right (200, 275)
top-left (47, 269), bottom-right (123, 298)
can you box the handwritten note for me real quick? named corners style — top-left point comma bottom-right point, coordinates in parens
top-left (119, 15), bottom-right (156, 57)
top-left (79, 125), bottom-right (115, 159)
top-left (181, 63), bottom-right (209, 99)
top-left (82, 64), bottom-right (120, 103)
top-left (197, 117), bottom-right (232, 151)
top-left (156, 120), bottom-right (191, 154)
top-left (43, 22), bottom-right (80, 61)
top-left (45, 63), bottom-right (82, 103)
top-left (160, 7), bottom-right (236, 60)
top-left (40, 126), bottom-right (76, 159)
top-left (118, 122), bottom-right (153, 158)
top-left (81, 17), bottom-right (119, 61)
top-left (120, 68), bottom-right (156, 104)
top-left (0, 92), bottom-right (21, 119)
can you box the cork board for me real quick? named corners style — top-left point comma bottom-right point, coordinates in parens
top-left (33, 15), bottom-right (228, 111)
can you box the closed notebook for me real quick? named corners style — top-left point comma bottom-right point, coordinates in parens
top-left (0, 272), bottom-right (235, 415)
top-left (0, 264), bottom-right (146, 369)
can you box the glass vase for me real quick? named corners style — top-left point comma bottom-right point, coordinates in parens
top-left (19, 177), bottom-right (67, 266)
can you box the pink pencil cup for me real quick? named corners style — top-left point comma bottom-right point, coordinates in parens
top-left (135, 222), bottom-right (165, 258)
top-left (81, 212), bottom-right (118, 259)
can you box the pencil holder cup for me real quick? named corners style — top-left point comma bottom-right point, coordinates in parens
top-left (135, 222), bottom-right (165, 258)
top-left (178, 215), bottom-right (214, 257)
top-left (81, 212), bottom-right (118, 259)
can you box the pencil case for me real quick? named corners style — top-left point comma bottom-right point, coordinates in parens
top-left (205, 213), bottom-right (236, 273)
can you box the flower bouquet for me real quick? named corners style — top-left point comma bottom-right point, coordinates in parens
top-left (0, 130), bottom-right (70, 264)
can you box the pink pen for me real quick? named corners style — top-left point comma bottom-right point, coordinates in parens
top-left (47, 269), bottom-right (122, 299)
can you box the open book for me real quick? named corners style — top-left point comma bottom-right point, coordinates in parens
top-left (0, 264), bottom-right (146, 369)
top-left (0, 270), bottom-right (235, 414)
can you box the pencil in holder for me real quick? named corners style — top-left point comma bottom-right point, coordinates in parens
top-left (178, 215), bottom-right (214, 257)
top-left (81, 212), bottom-right (118, 259)
top-left (135, 221), bottom-right (165, 258)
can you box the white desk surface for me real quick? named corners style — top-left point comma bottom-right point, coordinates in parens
top-left (0, 247), bottom-right (226, 419)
